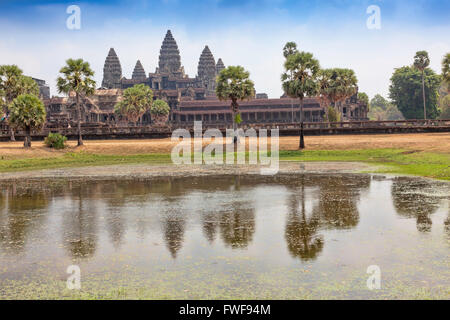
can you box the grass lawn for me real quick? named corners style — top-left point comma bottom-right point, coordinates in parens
top-left (0, 148), bottom-right (449, 180)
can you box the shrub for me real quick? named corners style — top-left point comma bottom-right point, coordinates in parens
top-left (44, 133), bottom-right (67, 149)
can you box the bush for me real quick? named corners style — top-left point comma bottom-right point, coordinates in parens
top-left (44, 133), bottom-right (67, 149)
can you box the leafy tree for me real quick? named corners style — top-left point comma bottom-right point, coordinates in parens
top-left (324, 68), bottom-right (358, 118)
top-left (413, 51), bottom-right (431, 119)
top-left (439, 94), bottom-right (450, 119)
top-left (0, 65), bottom-right (39, 141)
top-left (114, 84), bottom-right (153, 125)
top-left (283, 42), bottom-right (298, 58)
top-left (316, 68), bottom-right (333, 120)
top-left (151, 99), bottom-right (170, 116)
top-left (370, 94), bottom-right (390, 111)
top-left (357, 92), bottom-right (369, 105)
top-left (216, 66), bottom-right (255, 144)
top-left (389, 66), bottom-right (441, 119)
top-left (56, 58), bottom-right (96, 146)
top-left (8, 94), bottom-right (46, 148)
top-left (442, 53), bottom-right (450, 91)
top-left (281, 48), bottom-right (320, 149)
top-left (327, 106), bottom-right (340, 122)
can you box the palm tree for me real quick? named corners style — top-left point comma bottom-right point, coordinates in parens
top-left (216, 66), bottom-right (255, 145)
top-left (114, 84), bottom-right (153, 125)
top-left (442, 53), bottom-right (450, 92)
top-left (283, 42), bottom-right (298, 58)
top-left (150, 99), bottom-right (170, 124)
top-left (316, 69), bottom-right (333, 121)
top-left (413, 51), bottom-right (430, 120)
top-left (8, 94), bottom-right (46, 148)
top-left (323, 68), bottom-right (358, 119)
top-left (56, 58), bottom-right (96, 146)
top-left (281, 48), bottom-right (320, 149)
top-left (0, 65), bottom-right (39, 141)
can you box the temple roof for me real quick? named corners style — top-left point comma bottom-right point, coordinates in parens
top-left (197, 45), bottom-right (216, 80)
top-left (102, 48), bottom-right (122, 89)
top-left (158, 30), bottom-right (182, 74)
top-left (216, 58), bottom-right (225, 74)
top-left (132, 60), bottom-right (146, 80)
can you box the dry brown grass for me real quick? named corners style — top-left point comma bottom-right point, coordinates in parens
top-left (0, 133), bottom-right (449, 160)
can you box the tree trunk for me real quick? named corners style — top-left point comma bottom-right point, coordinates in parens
top-left (76, 93), bottom-right (83, 146)
top-left (299, 98), bottom-right (305, 149)
top-left (24, 125), bottom-right (31, 148)
top-left (231, 99), bottom-right (239, 145)
top-left (10, 128), bottom-right (15, 141)
top-left (422, 70), bottom-right (427, 120)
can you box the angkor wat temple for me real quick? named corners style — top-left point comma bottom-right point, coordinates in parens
top-left (45, 30), bottom-right (368, 127)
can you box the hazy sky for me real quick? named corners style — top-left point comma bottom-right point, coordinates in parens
top-left (0, 0), bottom-right (449, 99)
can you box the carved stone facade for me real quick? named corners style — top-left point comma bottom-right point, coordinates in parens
top-left (197, 46), bottom-right (217, 95)
top-left (101, 48), bottom-right (122, 89)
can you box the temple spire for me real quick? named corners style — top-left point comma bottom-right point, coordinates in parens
top-left (158, 30), bottom-right (182, 75)
top-left (197, 45), bottom-right (216, 95)
top-left (132, 60), bottom-right (146, 80)
top-left (216, 58), bottom-right (225, 75)
top-left (102, 48), bottom-right (122, 89)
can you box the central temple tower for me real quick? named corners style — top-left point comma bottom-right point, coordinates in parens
top-left (158, 30), bottom-right (183, 76)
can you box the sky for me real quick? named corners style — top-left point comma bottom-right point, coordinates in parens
top-left (0, 0), bottom-right (449, 99)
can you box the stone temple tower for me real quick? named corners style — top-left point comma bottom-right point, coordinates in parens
top-left (132, 60), bottom-right (146, 81)
top-left (158, 30), bottom-right (182, 75)
top-left (197, 45), bottom-right (217, 95)
top-left (102, 48), bottom-right (122, 89)
top-left (216, 58), bottom-right (225, 75)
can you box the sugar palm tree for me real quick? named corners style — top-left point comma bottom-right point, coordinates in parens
top-left (323, 68), bottom-right (358, 119)
top-left (114, 84), bottom-right (153, 125)
top-left (0, 65), bottom-right (39, 141)
top-left (8, 94), bottom-right (46, 148)
top-left (150, 99), bottom-right (170, 124)
top-left (57, 58), bottom-right (96, 146)
top-left (216, 66), bottom-right (255, 144)
top-left (281, 48), bottom-right (320, 149)
top-left (413, 51), bottom-right (431, 119)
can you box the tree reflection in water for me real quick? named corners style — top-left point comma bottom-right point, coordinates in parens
top-left (62, 184), bottom-right (98, 259)
top-left (0, 182), bottom-right (49, 254)
top-left (391, 177), bottom-right (441, 232)
top-left (285, 176), bottom-right (323, 261)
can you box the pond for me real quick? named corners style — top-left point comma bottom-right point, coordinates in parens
top-left (0, 174), bottom-right (448, 299)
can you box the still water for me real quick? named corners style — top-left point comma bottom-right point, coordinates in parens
top-left (0, 174), bottom-right (448, 299)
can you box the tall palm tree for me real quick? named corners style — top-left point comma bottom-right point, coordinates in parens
top-left (281, 48), bottom-right (320, 149)
top-left (114, 84), bottom-right (153, 125)
top-left (216, 66), bottom-right (255, 145)
top-left (57, 58), bottom-right (96, 146)
top-left (0, 65), bottom-right (39, 141)
top-left (413, 51), bottom-right (430, 120)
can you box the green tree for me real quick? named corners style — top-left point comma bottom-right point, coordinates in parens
top-left (114, 84), bottom-right (153, 125)
top-left (283, 42), bottom-right (298, 58)
top-left (56, 58), bottom-right (96, 146)
top-left (150, 99), bottom-right (170, 123)
top-left (325, 68), bottom-right (358, 119)
top-left (0, 65), bottom-right (39, 141)
top-left (216, 66), bottom-right (255, 144)
top-left (281, 48), bottom-right (320, 149)
top-left (8, 94), bottom-right (46, 148)
top-left (370, 94), bottom-right (390, 111)
top-left (357, 92), bottom-right (369, 106)
top-left (442, 53), bottom-right (450, 91)
top-left (327, 106), bottom-right (340, 122)
top-left (439, 95), bottom-right (450, 119)
top-left (389, 66), bottom-right (441, 119)
top-left (413, 51), bottom-right (431, 119)
top-left (316, 69), bottom-right (333, 121)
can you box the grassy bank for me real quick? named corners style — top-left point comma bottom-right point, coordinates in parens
top-left (0, 148), bottom-right (449, 180)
